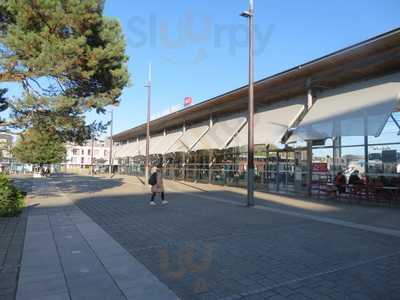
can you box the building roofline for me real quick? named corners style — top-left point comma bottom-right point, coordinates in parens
top-left (114, 27), bottom-right (400, 141)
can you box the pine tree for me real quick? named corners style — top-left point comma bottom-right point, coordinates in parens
top-left (0, 0), bottom-right (130, 142)
top-left (12, 128), bottom-right (67, 164)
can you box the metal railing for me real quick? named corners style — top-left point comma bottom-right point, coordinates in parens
top-left (154, 163), bottom-right (309, 195)
top-left (117, 163), bottom-right (400, 198)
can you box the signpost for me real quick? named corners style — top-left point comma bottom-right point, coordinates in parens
top-left (184, 97), bottom-right (192, 107)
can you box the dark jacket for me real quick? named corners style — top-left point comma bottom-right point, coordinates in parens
top-left (348, 174), bottom-right (361, 185)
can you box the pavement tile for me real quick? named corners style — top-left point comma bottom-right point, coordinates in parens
top-left (16, 276), bottom-right (68, 299)
top-left (11, 175), bottom-right (400, 300)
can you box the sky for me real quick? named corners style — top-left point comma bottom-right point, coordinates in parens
top-left (2, 0), bottom-right (400, 136)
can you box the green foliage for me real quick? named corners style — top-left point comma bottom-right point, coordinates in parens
top-left (12, 128), bottom-right (66, 164)
top-left (10, 94), bottom-right (108, 144)
top-left (0, 174), bottom-right (24, 217)
top-left (0, 0), bottom-right (130, 142)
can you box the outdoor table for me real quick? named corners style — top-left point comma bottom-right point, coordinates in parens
top-left (325, 183), bottom-right (337, 197)
top-left (344, 184), bottom-right (367, 202)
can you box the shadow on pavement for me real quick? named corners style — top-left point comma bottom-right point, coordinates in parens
top-left (17, 174), bottom-right (400, 300)
top-left (13, 174), bottom-right (125, 197)
top-left (73, 189), bottom-right (400, 300)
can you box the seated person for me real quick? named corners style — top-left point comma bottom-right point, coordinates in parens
top-left (335, 172), bottom-right (346, 194)
top-left (349, 170), bottom-right (364, 194)
top-left (348, 170), bottom-right (361, 185)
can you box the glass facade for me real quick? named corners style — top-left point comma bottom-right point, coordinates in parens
top-left (115, 112), bottom-right (400, 198)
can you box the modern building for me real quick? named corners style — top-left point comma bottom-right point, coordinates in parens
top-left (113, 28), bottom-right (400, 195)
top-left (63, 140), bottom-right (112, 172)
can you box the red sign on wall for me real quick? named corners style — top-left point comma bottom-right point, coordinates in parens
top-left (184, 97), bottom-right (192, 107)
top-left (312, 162), bottom-right (328, 173)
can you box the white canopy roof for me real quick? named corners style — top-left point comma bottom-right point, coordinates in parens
top-left (228, 98), bottom-right (305, 148)
top-left (125, 141), bottom-right (139, 157)
top-left (137, 139), bottom-right (146, 156)
top-left (149, 134), bottom-right (165, 155)
top-left (292, 72), bottom-right (400, 141)
top-left (114, 142), bottom-right (138, 158)
top-left (116, 131), bottom-right (183, 157)
top-left (193, 113), bottom-right (246, 151)
top-left (167, 139), bottom-right (187, 153)
top-left (160, 130), bottom-right (183, 154)
top-left (150, 130), bottom-right (183, 155)
top-left (167, 122), bottom-right (209, 153)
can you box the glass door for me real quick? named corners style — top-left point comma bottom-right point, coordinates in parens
top-left (266, 148), bottom-right (306, 194)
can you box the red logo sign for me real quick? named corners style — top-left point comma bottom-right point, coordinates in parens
top-left (312, 163), bottom-right (328, 173)
top-left (184, 97), bottom-right (192, 107)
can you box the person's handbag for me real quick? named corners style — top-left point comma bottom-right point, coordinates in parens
top-left (148, 172), bottom-right (157, 186)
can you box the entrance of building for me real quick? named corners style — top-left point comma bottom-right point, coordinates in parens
top-left (265, 147), bottom-right (308, 194)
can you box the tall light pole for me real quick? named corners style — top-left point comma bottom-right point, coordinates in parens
top-left (241, 0), bottom-right (255, 207)
top-left (109, 109), bottom-right (113, 177)
top-left (145, 64), bottom-right (152, 185)
top-left (90, 133), bottom-right (94, 176)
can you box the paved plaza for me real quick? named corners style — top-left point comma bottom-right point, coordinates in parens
top-left (0, 210), bottom-right (26, 300)
top-left (4, 174), bottom-right (400, 300)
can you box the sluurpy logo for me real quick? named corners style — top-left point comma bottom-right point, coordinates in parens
top-left (126, 11), bottom-right (274, 65)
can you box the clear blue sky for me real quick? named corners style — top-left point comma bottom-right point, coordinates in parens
top-left (2, 0), bottom-right (400, 136)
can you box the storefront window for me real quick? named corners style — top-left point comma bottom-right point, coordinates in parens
top-left (368, 144), bottom-right (400, 175)
top-left (368, 112), bottom-right (400, 145)
top-left (312, 147), bottom-right (333, 174)
top-left (341, 136), bottom-right (365, 146)
top-left (337, 146), bottom-right (365, 176)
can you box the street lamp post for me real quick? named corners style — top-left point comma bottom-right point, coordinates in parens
top-left (109, 109), bottom-right (113, 177)
top-left (90, 133), bottom-right (94, 176)
top-left (145, 64), bottom-right (152, 185)
top-left (241, 0), bottom-right (255, 207)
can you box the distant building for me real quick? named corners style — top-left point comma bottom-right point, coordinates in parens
top-left (0, 133), bottom-right (13, 173)
top-left (63, 140), bottom-right (111, 171)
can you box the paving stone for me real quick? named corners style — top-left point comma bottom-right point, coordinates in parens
top-left (77, 176), bottom-right (400, 300)
top-left (14, 176), bottom-right (182, 300)
top-left (11, 174), bottom-right (400, 300)
top-left (0, 292), bottom-right (15, 300)
top-left (16, 276), bottom-right (68, 299)
top-left (0, 212), bottom-right (27, 300)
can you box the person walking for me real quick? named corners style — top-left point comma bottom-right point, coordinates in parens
top-left (149, 166), bottom-right (167, 206)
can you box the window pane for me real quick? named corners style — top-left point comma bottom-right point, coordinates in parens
top-left (369, 112), bottom-right (400, 145)
top-left (337, 146), bottom-right (365, 176)
top-left (368, 144), bottom-right (400, 175)
top-left (341, 136), bottom-right (365, 146)
top-left (324, 138), bottom-right (333, 147)
top-left (312, 147), bottom-right (333, 173)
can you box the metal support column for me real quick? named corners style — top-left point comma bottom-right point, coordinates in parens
top-left (241, 0), bottom-right (255, 206)
top-left (364, 135), bottom-right (369, 175)
top-left (208, 114), bottom-right (214, 184)
top-left (145, 64), bottom-right (152, 185)
top-left (306, 84), bottom-right (314, 197)
top-left (276, 152), bottom-right (280, 192)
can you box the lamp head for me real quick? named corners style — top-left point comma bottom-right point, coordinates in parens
top-left (240, 11), bottom-right (252, 18)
